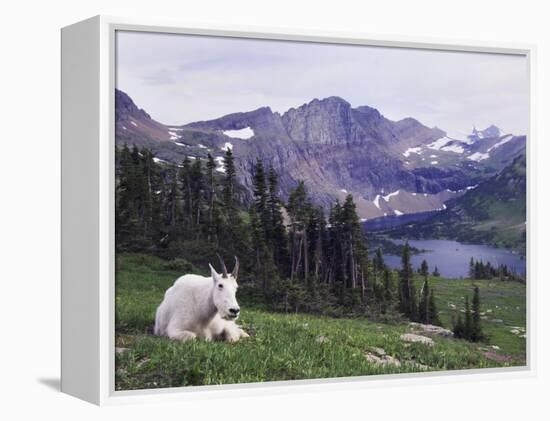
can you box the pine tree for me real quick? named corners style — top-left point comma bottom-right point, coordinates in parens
top-left (252, 159), bottom-right (270, 237)
top-left (219, 147), bottom-right (248, 256)
top-left (373, 248), bottom-right (385, 273)
top-left (205, 153), bottom-right (216, 242)
top-left (428, 288), bottom-right (441, 326)
top-left (453, 314), bottom-right (465, 338)
top-left (399, 242), bottom-right (417, 320)
top-left (419, 277), bottom-right (430, 323)
top-left (222, 148), bottom-right (236, 211)
top-left (464, 296), bottom-right (473, 340)
top-left (287, 182), bottom-right (311, 282)
top-left (471, 286), bottom-right (484, 341)
top-left (382, 268), bottom-right (394, 314)
top-left (191, 158), bottom-right (204, 238)
top-left (469, 257), bottom-right (475, 279)
top-left (420, 259), bottom-right (429, 278)
top-left (179, 156), bottom-right (193, 231)
top-left (432, 266), bottom-right (440, 277)
top-left (267, 165), bottom-right (288, 274)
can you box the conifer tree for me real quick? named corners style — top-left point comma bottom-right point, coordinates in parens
top-left (428, 288), bottom-right (441, 326)
top-left (432, 266), bottom-right (440, 277)
top-left (205, 153), bottom-right (216, 242)
top-left (471, 286), bottom-right (484, 341)
top-left (191, 158), bottom-right (204, 237)
top-left (179, 157), bottom-right (193, 230)
top-left (252, 159), bottom-right (270, 237)
top-left (222, 148), bottom-right (236, 210)
top-left (373, 248), bottom-right (385, 273)
top-left (267, 165), bottom-right (288, 274)
top-left (287, 182), bottom-right (311, 282)
top-left (420, 259), bottom-right (429, 278)
top-left (341, 194), bottom-right (366, 290)
top-left (382, 268), bottom-right (394, 314)
top-left (419, 277), bottom-right (430, 323)
top-left (464, 296), bottom-right (473, 340)
top-left (399, 242), bottom-right (417, 320)
top-left (469, 257), bottom-right (475, 279)
top-left (453, 314), bottom-right (465, 338)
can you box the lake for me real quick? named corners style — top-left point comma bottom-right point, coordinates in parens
top-left (382, 239), bottom-right (526, 279)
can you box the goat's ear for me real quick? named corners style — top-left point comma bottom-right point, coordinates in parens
top-left (209, 264), bottom-right (219, 283)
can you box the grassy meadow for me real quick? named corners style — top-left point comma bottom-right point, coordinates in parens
top-left (115, 254), bottom-right (526, 391)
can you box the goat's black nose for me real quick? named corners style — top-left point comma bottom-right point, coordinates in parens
top-left (229, 307), bottom-right (240, 315)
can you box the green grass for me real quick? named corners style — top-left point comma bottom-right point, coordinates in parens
top-left (418, 276), bottom-right (527, 358)
top-left (115, 253), bottom-right (526, 391)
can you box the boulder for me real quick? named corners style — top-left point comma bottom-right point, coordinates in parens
top-left (400, 333), bottom-right (435, 347)
top-left (409, 322), bottom-right (453, 337)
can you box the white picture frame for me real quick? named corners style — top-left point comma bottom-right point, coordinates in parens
top-left (61, 15), bottom-right (536, 405)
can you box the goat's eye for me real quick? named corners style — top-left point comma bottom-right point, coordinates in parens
top-left (218, 284), bottom-right (224, 289)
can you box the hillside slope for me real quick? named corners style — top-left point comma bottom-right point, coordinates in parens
top-left (384, 154), bottom-right (527, 252)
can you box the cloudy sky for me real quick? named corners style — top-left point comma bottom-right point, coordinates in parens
top-left (116, 30), bottom-right (529, 136)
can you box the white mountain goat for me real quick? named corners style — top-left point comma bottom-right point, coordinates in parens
top-left (154, 255), bottom-right (249, 343)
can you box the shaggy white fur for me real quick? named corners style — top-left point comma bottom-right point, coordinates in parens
top-left (154, 262), bottom-right (249, 343)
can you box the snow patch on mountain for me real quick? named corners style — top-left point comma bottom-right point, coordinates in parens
top-left (427, 136), bottom-right (453, 150)
top-left (383, 190), bottom-right (400, 201)
top-left (403, 147), bottom-right (423, 157)
top-left (468, 152), bottom-right (490, 162)
top-left (221, 142), bottom-right (234, 152)
top-left (487, 135), bottom-right (514, 152)
top-left (441, 143), bottom-right (465, 154)
top-left (373, 195), bottom-right (381, 209)
top-left (223, 127), bottom-right (255, 139)
top-left (214, 156), bottom-right (226, 173)
top-left (430, 161), bottom-right (438, 165)
top-left (168, 131), bottom-right (179, 140)
top-left (394, 209), bottom-right (404, 216)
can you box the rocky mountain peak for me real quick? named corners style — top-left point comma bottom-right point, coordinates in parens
top-left (469, 124), bottom-right (504, 141)
top-left (115, 89), bottom-right (152, 123)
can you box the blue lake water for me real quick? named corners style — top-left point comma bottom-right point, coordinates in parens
top-left (382, 239), bottom-right (526, 279)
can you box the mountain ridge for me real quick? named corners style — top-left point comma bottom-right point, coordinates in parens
top-left (114, 89), bottom-right (526, 220)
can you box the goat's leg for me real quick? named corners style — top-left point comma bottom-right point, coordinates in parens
top-left (166, 325), bottom-right (197, 342)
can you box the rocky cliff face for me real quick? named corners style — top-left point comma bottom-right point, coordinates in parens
top-left (114, 90), bottom-right (526, 220)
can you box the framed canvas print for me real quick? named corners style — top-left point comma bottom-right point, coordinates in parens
top-left (61, 16), bottom-right (534, 405)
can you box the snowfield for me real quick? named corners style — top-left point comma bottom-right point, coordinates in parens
top-left (168, 131), bottom-right (179, 140)
top-left (487, 135), bottom-right (514, 152)
top-left (223, 127), bottom-right (255, 139)
top-left (467, 152), bottom-right (490, 162)
top-left (427, 136), bottom-right (453, 150)
top-left (221, 142), bottom-right (233, 152)
top-left (403, 147), bottom-right (422, 157)
top-left (214, 156), bottom-right (226, 173)
top-left (382, 190), bottom-right (400, 202)
top-left (441, 143), bottom-right (465, 154)
top-left (373, 195), bottom-right (381, 209)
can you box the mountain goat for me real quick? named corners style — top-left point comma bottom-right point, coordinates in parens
top-left (154, 255), bottom-right (249, 343)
